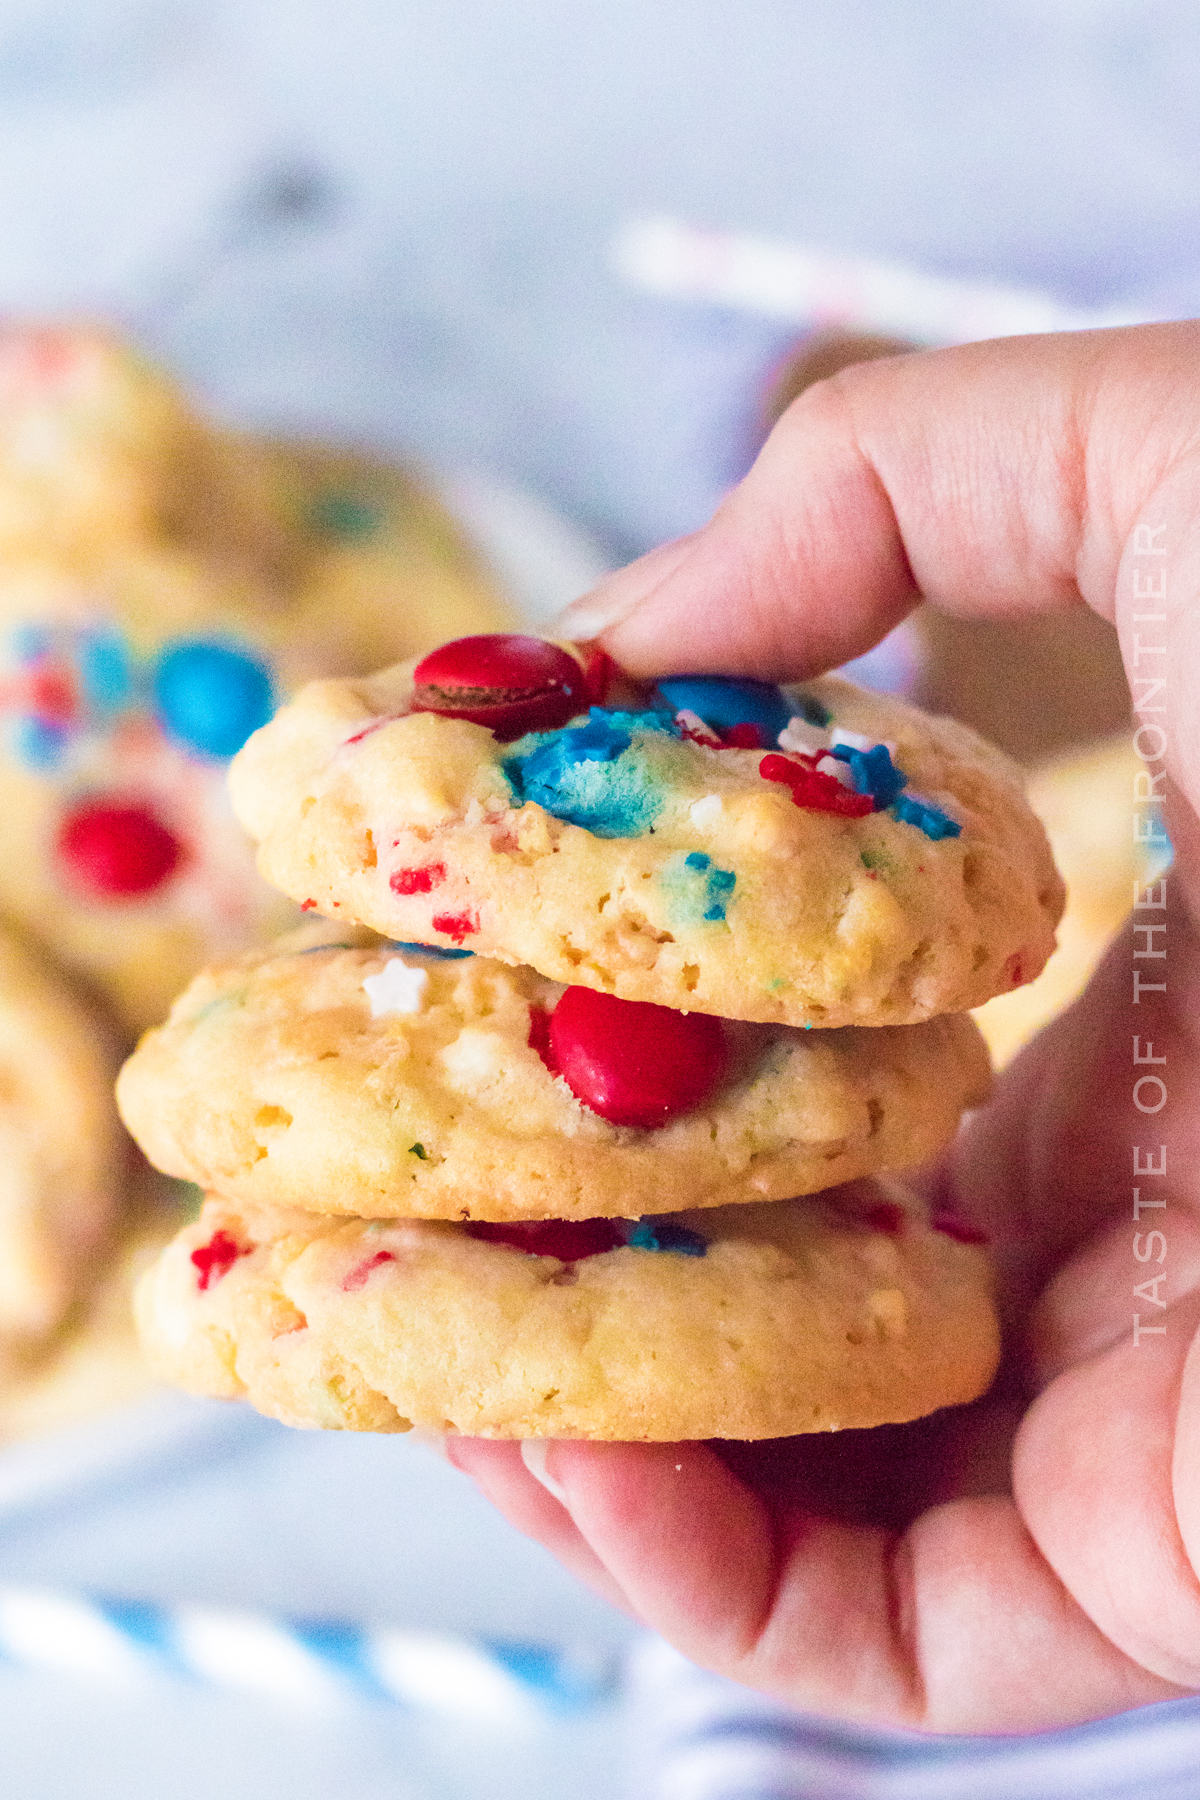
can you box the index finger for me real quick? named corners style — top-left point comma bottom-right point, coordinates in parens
top-left (562, 323), bottom-right (1200, 687)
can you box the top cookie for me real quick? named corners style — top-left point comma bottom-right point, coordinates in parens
top-left (229, 637), bottom-right (1064, 1028)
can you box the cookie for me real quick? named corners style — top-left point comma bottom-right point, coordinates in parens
top-left (134, 1184), bottom-right (1000, 1439)
top-left (0, 921), bottom-right (125, 1347)
top-left (228, 638), bottom-right (1064, 1027)
top-left (0, 327), bottom-right (511, 1033)
top-left (116, 923), bottom-right (991, 1222)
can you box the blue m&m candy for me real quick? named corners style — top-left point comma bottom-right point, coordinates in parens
top-left (152, 639), bottom-right (274, 759)
top-left (654, 676), bottom-right (793, 744)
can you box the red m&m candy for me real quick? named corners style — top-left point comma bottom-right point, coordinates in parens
top-left (411, 634), bottom-right (584, 740)
top-left (547, 986), bottom-right (728, 1129)
top-left (56, 799), bottom-right (184, 898)
top-left (464, 1217), bottom-right (626, 1261)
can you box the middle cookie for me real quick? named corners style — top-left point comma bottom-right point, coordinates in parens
top-left (117, 923), bottom-right (991, 1222)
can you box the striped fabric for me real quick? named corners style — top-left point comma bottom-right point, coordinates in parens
top-left (629, 1638), bottom-right (1200, 1800)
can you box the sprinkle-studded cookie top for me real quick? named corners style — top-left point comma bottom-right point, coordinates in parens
top-left (229, 637), bottom-right (1065, 1028)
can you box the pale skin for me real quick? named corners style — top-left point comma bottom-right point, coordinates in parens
top-left (446, 323), bottom-right (1200, 1735)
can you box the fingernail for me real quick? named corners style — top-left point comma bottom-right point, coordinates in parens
top-left (520, 1438), bottom-right (568, 1505)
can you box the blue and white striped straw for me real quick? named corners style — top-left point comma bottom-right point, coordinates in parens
top-left (0, 1585), bottom-right (619, 1721)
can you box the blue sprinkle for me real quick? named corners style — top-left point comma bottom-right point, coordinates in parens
top-left (661, 852), bottom-right (737, 925)
top-left (153, 638), bottom-right (275, 759)
top-left (503, 708), bottom-right (674, 838)
top-left (655, 676), bottom-right (791, 741)
top-left (628, 1219), bottom-right (707, 1257)
top-left (10, 714), bottom-right (67, 768)
top-left (388, 941), bottom-right (475, 959)
top-left (890, 793), bottom-right (962, 840)
top-left (830, 743), bottom-right (907, 809)
top-left (78, 628), bottom-right (133, 713)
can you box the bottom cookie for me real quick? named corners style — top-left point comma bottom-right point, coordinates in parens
top-left (136, 1185), bottom-right (999, 1440)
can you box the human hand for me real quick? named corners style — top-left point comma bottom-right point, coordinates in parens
top-left (447, 324), bottom-right (1200, 1734)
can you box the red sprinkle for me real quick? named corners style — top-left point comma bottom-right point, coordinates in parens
top-left (342, 1250), bottom-right (396, 1291)
top-left (191, 1230), bottom-right (251, 1291)
top-left (431, 909), bottom-right (479, 942)
top-left (1004, 952), bottom-right (1025, 987)
top-left (721, 722), bottom-right (768, 749)
top-left (390, 862), bottom-right (446, 896)
top-left (344, 716), bottom-right (400, 747)
top-left (864, 1201), bottom-right (906, 1235)
top-left (300, 899), bottom-right (317, 911)
top-left (760, 753), bottom-right (873, 818)
top-left (528, 1004), bottom-right (557, 1072)
top-left (931, 1212), bottom-right (990, 1246)
top-left (57, 800), bottom-right (184, 898)
top-left (464, 1217), bottom-right (625, 1261)
top-left (412, 634), bottom-right (584, 740)
top-left (548, 986), bottom-right (728, 1129)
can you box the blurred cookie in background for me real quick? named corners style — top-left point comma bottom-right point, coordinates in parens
top-left (0, 921), bottom-right (125, 1364)
top-left (0, 321), bottom-right (521, 1437)
top-left (0, 322), bottom-right (513, 1036)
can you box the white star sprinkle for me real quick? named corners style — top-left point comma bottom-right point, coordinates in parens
top-left (362, 957), bottom-right (429, 1018)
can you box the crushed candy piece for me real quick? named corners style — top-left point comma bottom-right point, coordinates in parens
top-left (464, 1217), bottom-right (625, 1261)
top-left (191, 1230), bottom-right (251, 1291)
top-left (759, 753), bottom-right (873, 818)
top-left (502, 708), bottom-right (675, 837)
top-left (362, 957), bottom-right (429, 1017)
top-left (627, 1219), bottom-right (707, 1257)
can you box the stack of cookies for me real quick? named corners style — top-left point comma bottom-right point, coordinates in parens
top-left (119, 635), bottom-right (1064, 1440)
